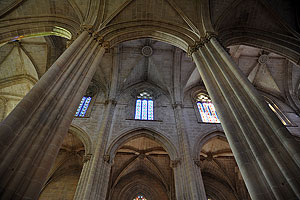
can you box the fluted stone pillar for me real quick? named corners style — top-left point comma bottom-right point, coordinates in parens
top-left (80, 46), bottom-right (120, 200)
top-left (170, 159), bottom-right (184, 199)
top-left (173, 103), bottom-right (207, 200)
top-left (73, 154), bottom-right (93, 199)
top-left (79, 99), bottom-right (116, 200)
top-left (191, 34), bottom-right (300, 200)
top-left (0, 30), bottom-right (106, 199)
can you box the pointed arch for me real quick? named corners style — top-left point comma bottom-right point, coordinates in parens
top-left (106, 127), bottom-right (179, 161)
top-left (220, 28), bottom-right (300, 64)
top-left (193, 131), bottom-right (226, 161)
top-left (69, 125), bottom-right (93, 154)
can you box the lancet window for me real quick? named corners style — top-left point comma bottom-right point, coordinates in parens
top-left (196, 93), bottom-right (220, 123)
top-left (75, 96), bottom-right (92, 117)
top-left (135, 91), bottom-right (154, 120)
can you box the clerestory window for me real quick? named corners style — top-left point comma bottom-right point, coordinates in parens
top-left (135, 91), bottom-right (154, 120)
top-left (75, 96), bottom-right (92, 117)
top-left (196, 93), bottom-right (220, 123)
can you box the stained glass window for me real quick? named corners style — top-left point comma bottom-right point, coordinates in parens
top-left (135, 91), bottom-right (153, 120)
top-left (133, 195), bottom-right (147, 200)
top-left (75, 96), bottom-right (92, 117)
top-left (196, 93), bottom-right (220, 123)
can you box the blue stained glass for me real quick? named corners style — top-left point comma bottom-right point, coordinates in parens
top-left (148, 100), bottom-right (153, 120)
top-left (135, 99), bottom-right (142, 119)
top-left (75, 97), bottom-right (86, 117)
top-left (79, 97), bottom-right (92, 117)
top-left (141, 99), bottom-right (148, 120)
top-left (135, 98), bottom-right (154, 120)
top-left (75, 96), bottom-right (92, 117)
top-left (197, 102), bottom-right (220, 123)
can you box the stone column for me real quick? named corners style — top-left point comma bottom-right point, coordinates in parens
top-left (78, 99), bottom-right (116, 200)
top-left (0, 30), bottom-right (106, 199)
top-left (170, 159), bottom-right (184, 200)
top-left (190, 34), bottom-right (300, 200)
top-left (79, 46), bottom-right (120, 200)
top-left (73, 154), bottom-right (93, 199)
top-left (173, 103), bottom-right (207, 200)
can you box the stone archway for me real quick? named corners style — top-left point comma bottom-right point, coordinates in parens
top-left (106, 129), bottom-right (178, 200)
top-left (39, 130), bottom-right (86, 200)
top-left (195, 132), bottom-right (251, 200)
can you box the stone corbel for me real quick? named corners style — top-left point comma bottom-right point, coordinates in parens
top-left (103, 155), bottom-right (110, 163)
top-left (105, 99), bottom-right (117, 105)
top-left (172, 101), bottom-right (183, 109)
top-left (83, 154), bottom-right (92, 163)
top-left (193, 159), bottom-right (201, 167)
top-left (170, 158), bottom-right (181, 168)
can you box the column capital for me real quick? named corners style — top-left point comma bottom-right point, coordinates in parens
top-left (187, 32), bottom-right (218, 56)
top-left (80, 24), bottom-right (94, 34)
top-left (83, 154), bottom-right (92, 163)
top-left (170, 158), bottom-right (181, 168)
top-left (92, 32), bottom-right (110, 52)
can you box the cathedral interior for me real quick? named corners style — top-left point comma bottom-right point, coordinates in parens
top-left (0, 0), bottom-right (300, 200)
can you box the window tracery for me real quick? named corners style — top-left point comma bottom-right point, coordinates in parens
top-left (135, 91), bottom-right (153, 120)
top-left (196, 93), bottom-right (220, 123)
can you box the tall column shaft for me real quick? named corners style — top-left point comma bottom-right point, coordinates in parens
top-left (80, 99), bottom-right (116, 200)
top-left (191, 35), bottom-right (300, 200)
top-left (80, 47), bottom-right (120, 200)
top-left (173, 104), bottom-right (207, 200)
top-left (0, 30), bottom-right (105, 199)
